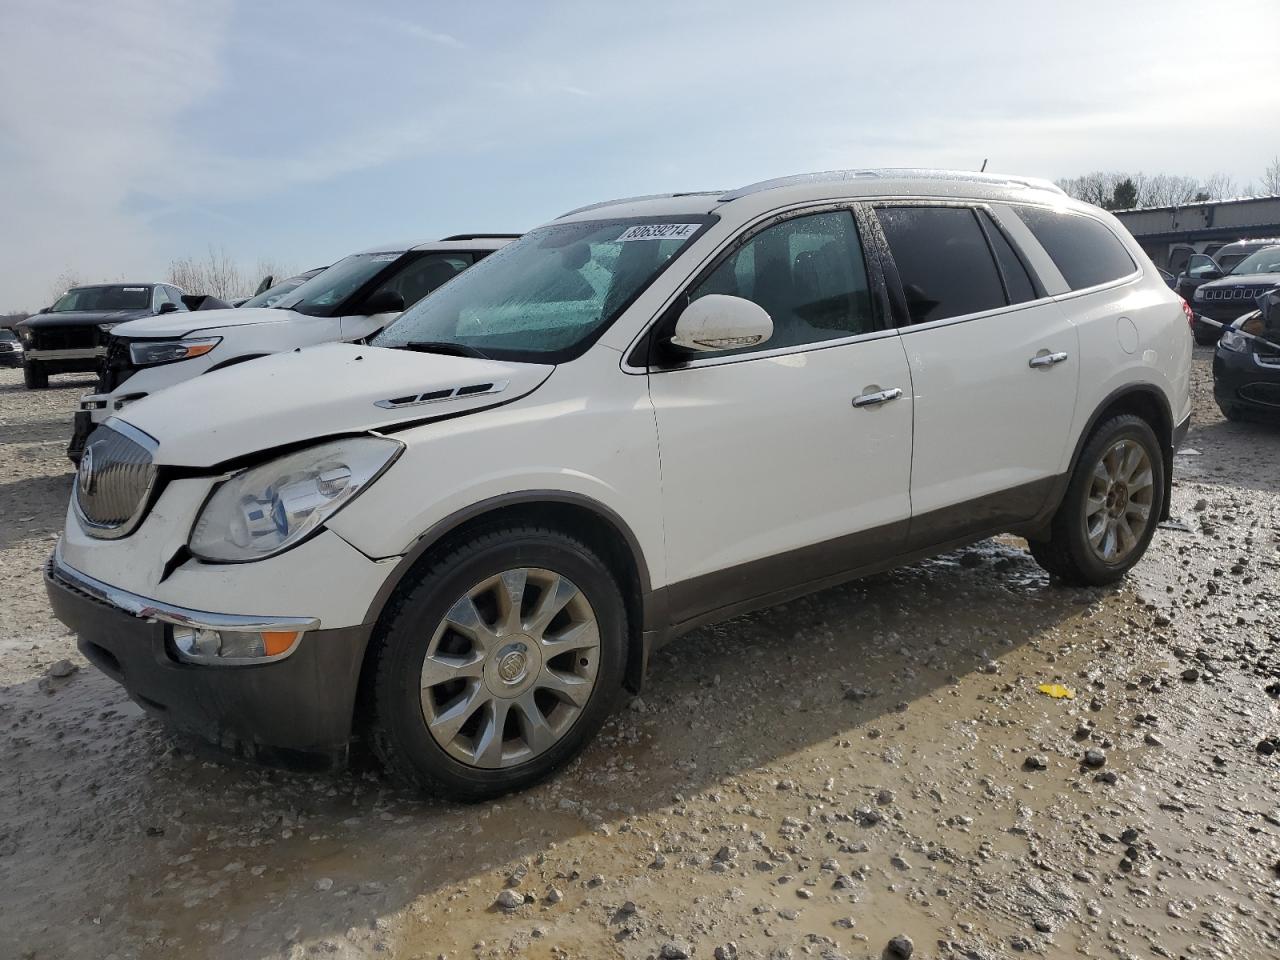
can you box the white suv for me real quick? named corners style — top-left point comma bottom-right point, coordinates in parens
top-left (69, 236), bottom-right (516, 462)
top-left (46, 170), bottom-right (1192, 798)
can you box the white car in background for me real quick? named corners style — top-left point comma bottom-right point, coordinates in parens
top-left (47, 170), bottom-right (1191, 799)
top-left (69, 235), bottom-right (518, 462)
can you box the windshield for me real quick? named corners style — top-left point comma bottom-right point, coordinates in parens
top-left (373, 217), bottom-right (712, 362)
top-left (0, 329), bottom-right (16, 341)
top-left (51, 285), bottom-right (151, 312)
top-left (241, 269), bottom-right (324, 309)
top-left (277, 253), bottom-right (406, 316)
top-left (1228, 246), bottom-right (1280, 276)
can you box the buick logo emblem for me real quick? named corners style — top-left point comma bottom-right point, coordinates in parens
top-left (77, 446), bottom-right (95, 497)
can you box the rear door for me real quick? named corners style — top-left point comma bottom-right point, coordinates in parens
top-left (872, 203), bottom-right (1079, 548)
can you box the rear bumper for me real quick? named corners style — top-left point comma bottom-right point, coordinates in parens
top-left (45, 552), bottom-right (371, 765)
top-left (1213, 345), bottom-right (1280, 417)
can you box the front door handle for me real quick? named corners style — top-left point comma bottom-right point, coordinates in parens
top-left (1028, 351), bottom-right (1069, 369)
top-left (852, 387), bottom-right (903, 408)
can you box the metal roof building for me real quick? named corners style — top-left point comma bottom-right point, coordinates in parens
top-left (1114, 195), bottom-right (1280, 269)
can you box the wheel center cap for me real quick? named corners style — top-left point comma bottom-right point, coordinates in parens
top-left (484, 636), bottom-right (543, 698)
top-left (497, 649), bottom-right (527, 684)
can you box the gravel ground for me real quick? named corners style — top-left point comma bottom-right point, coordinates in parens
top-left (1, 353), bottom-right (1278, 960)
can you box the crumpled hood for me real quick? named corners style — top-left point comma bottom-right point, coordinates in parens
top-left (20, 308), bottom-right (150, 330)
top-left (111, 342), bottom-right (554, 467)
top-left (110, 307), bottom-right (300, 339)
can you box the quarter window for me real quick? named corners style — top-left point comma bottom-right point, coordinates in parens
top-left (876, 206), bottom-right (1006, 324)
top-left (689, 210), bottom-right (876, 351)
top-left (1016, 206), bottom-right (1136, 290)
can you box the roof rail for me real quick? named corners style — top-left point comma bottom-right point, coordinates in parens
top-left (720, 168), bottom-right (1066, 202)
top-left (439, 233), bottom-right (523, 241)
top-left (557, 191), bottom-right (724, 219)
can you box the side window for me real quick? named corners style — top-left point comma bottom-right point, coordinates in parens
top-left (978, 210), bottom-right (1036, 304)
top-left (165, 285), bottom-right (189, 310)
top-left (369, 253), bottom-right (472, 310)
top-left (151, 286), bottom-right (167, 312)
top-left (1016, 207), bottom-right (1136, 290)
top-left (876, 206), bottom-right (1006, 324)
top-left (689, 210), bottom-right (876, 352)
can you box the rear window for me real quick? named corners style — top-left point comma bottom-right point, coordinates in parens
top-left (876, 205), bottom-right (1007, 324)
top-left (1017, 207), bottom-right (1136, 290)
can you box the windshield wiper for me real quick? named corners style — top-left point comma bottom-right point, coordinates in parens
top-left (400, 340), bottom-right (490, 360)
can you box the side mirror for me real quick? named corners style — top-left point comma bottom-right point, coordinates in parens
top-left (158, 301), bottom-right (179, 314)
top-left (363, 289), bottom-right (405, 315)
top-left (671, 294), bottom-right (773, 353)
top-left (1200, 268), bottom-right (1223, 281)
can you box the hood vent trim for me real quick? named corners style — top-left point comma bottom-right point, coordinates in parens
top-left (375, 380), bottom-right (508, 409)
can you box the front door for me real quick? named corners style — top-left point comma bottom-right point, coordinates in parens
top-left (872, 203), bottom-right (1079, 548)
top-left (647, 208), bottom-right (914, 627)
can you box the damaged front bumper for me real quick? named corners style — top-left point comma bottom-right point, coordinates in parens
top-left (45, 549), bottom-right (371, 766)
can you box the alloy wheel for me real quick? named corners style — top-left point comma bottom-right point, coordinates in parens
top-left (419, 568), bottom-right (600, 768)
top-left (1084, 438), bottom-right (1154, 563)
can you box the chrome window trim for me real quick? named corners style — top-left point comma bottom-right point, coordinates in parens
top-left (639, 326), bottom-right (903, 373)
top-left (50, 546), bottom-right (320, 633)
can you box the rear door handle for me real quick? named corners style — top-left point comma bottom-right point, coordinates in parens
top-left (1028, 351), bottom-right (1069, 369)
top-left (852, 387), bottom-right (903, 408)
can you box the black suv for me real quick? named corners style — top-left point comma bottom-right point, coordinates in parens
top-left (1183, 240), bottom-right (1280, 344)
top-left (17, 283), bottom-right (190, 389)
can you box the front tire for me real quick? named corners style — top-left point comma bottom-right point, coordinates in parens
top-left (366, 525), bottom-right (627, 800)
top-left (23, 362), bottom-right (48, 389)
top-left (1029, 414), bottom-right (1165, 586)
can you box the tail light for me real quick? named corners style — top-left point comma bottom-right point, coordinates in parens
top-left (1180, 298), bottom-right (1195, 328)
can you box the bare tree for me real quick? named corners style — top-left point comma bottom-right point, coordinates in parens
top-left (167, 246), bottom-right (251, 300)
top-left (46, 268), bottom-right (83, 306)
top-left (1263, 156), bottom-right (1280, 196)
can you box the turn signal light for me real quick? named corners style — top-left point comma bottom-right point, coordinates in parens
top-left (172, 626), bottom-right (304, 663)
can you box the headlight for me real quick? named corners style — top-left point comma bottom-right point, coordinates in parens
top-left (1219, 328), bottom-right (1249, 353)
top-left (17, 327), bottom-right (33, 345)
top-left (129, 337), bottom-right (221, 366)
top-left (189, 436), bottom-right (403, 562)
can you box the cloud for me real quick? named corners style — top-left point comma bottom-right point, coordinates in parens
top-left (0, 0), bottom-right (235, 308)
top-left (385, 18), bottom-right (467, 49)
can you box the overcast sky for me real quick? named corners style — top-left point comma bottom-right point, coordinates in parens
top-left (2, 0), bottom-right (1278, 310)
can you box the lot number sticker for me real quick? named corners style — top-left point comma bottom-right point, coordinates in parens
top-left (615, 223), bottom-right (700, 243)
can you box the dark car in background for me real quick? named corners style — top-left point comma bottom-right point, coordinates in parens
top-left (16, 283), bottom-right (189, 388)
top-left (1181, 239), bottom-right (1280, 344)
top-left (1214, 288), bottom-right (1280, 422)
top-left (0, 328), bottom-right (24, 367)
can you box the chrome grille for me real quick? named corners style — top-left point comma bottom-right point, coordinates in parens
top-left (74, 423), bottom-right (158, 539)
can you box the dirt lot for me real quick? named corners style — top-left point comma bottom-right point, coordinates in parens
top-left (1, 352), bottom-right (1277, 960)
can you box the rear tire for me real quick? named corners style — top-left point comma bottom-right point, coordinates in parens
top-left (366, 525), bottom-right (627, 800)
top-left (23, 363), bottom-right (48, 389)
top-left (1029, 414), bottom-right (1165, 586)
